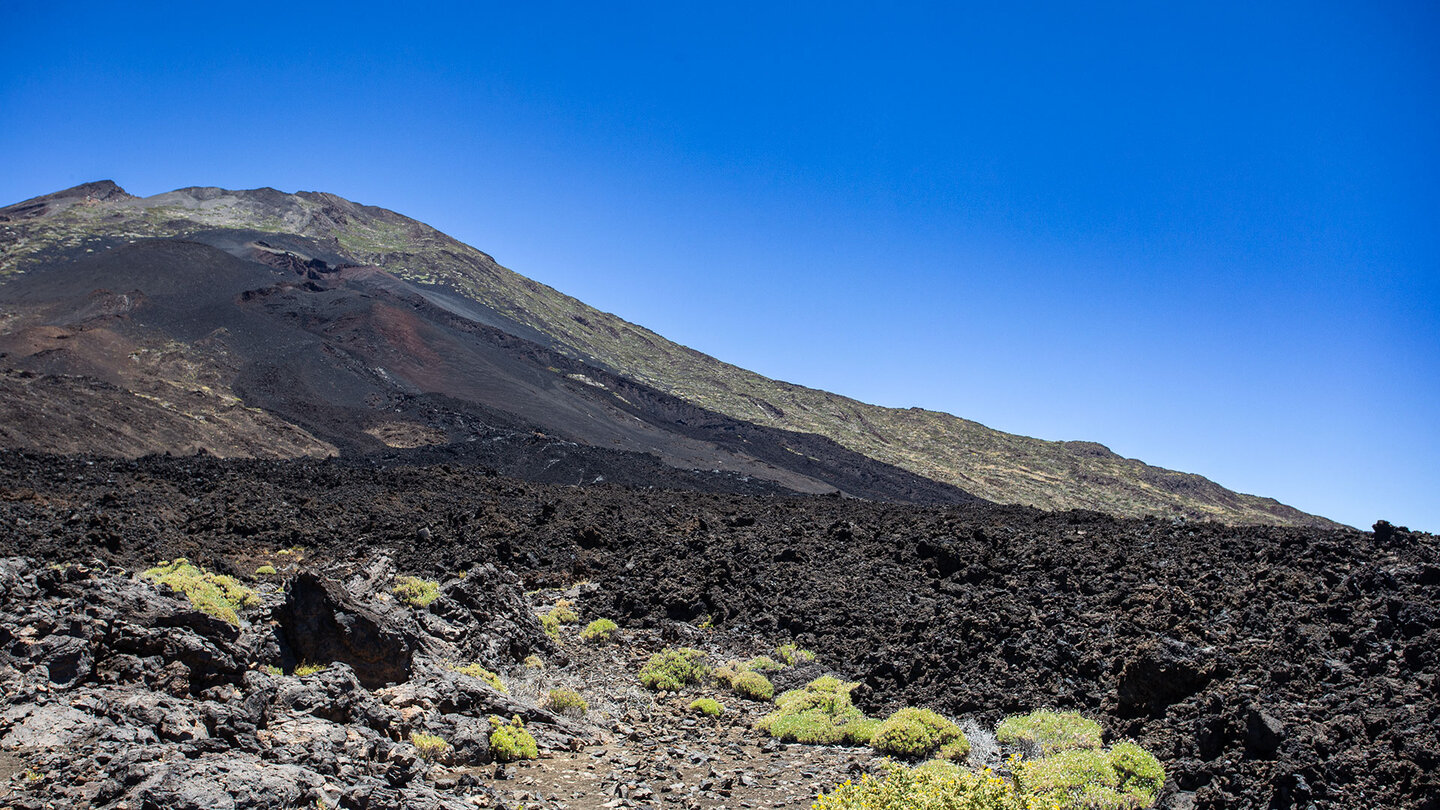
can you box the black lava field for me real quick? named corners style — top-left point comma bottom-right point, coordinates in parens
top-left (2, 451), bottom-right (1436, 808)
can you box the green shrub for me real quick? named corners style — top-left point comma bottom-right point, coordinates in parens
top-left (732, 670), bottom-right (775, 701)
top-left (870, 707), bottom-right (969, 761)
top-left (550, 599), bottom-right (579, 623)
top-left (546, 688), bottom-right (588, 715)
top-left (141, 559), bottom-right (260, 625)
top-left (448, 662), bottom-right (508, 694)
top-left (996, 710), bottom-right (1103, 755)
top-left (254, 565), bottom-right (277, 576)
top-left (756, 676), bottom-right (874, 746)
top-left (1109, 741), bottom-right (1165, 801)
top-left (410, 731), bottom-right (450, 762)
top-left (638, 647), bottom-right (709, 691)
top-left (524, 655), bottom-right (544, 669)
top-left (1017, 748), bottom-right (1119, 799)
top-left (488, 715), bottom-right (539, 762)
top-left (580, 618), bottom-right (618, 643)
top-left (775, 642), bottom-right (815, 666)
top-left (293, 661), bottom-right (327, 677)
top-left (744, 655), bottom-right (785, 672)
top-left (540, 611), bottom-right (561, 639)
top-left (812, 760), bottom-right (1031, 810)
top-left (392, 575), bottom-right (440, 607)
top-left (690, 698), bottom-right (724, 717)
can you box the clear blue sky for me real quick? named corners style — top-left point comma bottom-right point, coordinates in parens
top-left (3, 2), bottom-right (1436, 531)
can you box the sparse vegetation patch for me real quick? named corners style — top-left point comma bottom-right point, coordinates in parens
top-left (545, 688), bottom-right (588, 715)
top-left (638, 647), bottom-right (709, 691)
top-left (869, 707), bottom-right (969, 761)
top-left (756, 676), bottom-right (876, 745)
top-left (392, 575), bottom-right (440, 607)
top-left (409, 731), bottom-right (450, 763)
top-left (580, 617), bottom-right (617, 643)
top-left (140, 558), bottom-right (259, 625)
top-left (995, 709), bottom-right (1103, 754)
top-left (690, 697), bottom-right (724, 717)
top-left (488, 715), bottom-right (539, 762)
top-left (447, 662), bottom-right (507, 693)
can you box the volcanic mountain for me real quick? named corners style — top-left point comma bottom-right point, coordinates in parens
top-left (0, 181), bottom-right (1335, 526)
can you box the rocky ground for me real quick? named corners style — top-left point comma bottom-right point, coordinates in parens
top-left (1, 451), bottom-right (1436, 809)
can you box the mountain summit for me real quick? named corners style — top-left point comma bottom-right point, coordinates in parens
top-left (0, 181), bottom-right (1337, 527)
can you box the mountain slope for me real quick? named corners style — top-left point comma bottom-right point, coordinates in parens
top-left (0, 181), bottom-right (1338, 527)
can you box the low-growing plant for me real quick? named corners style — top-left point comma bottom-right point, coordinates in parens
top-left (546, 688), bottom-right (588, 715)
top-left (690, 697), bottom-right (724, 717)
top-left (744, 655), bottom-right (785, 672)
top-left (448, 662), bottom-right (508, 693)
top-left (254, 564), bottom-right (277, 576)
top-left (580, 618), bottom-right (618, 643)
top-left (1108, 741), bottom-right (1165, 802)
top-left (1017, 748), bottom-right (1120, 801)
top-left (141, 559), bottom-right (260, 625)
top-left (870, 707), bottom-right (969, 761)
top-left (731, 670), bottom-right (775, 701)
top-left (550, 599), bottom-right (579, 623)
top-left (756, 676), bottom-right (875, 745)
top-left (392, 575), bottom-right (440, 607)
top-left (776, 642), bottom-right (815, 666)
top-left (638, 647), bottom-right (709, 691)
top-left (261, 664), bottom-right (283, 676)
top-left (996, 710), bottom-right (1103, 755)
top-left (293, 661), bottom-right (328, 677)
top-left (540, 611), bottom-right (561, 639)
top-left (812, 759), bottom-right (1031, 810)
top-left (489, 715), bottom-right (539, 762)
top-left (410, 731), bottom-right (450, 762)
top-left (524, 655), bottom-right (545, 669)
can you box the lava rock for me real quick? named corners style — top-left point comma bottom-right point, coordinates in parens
top-left (277, 572), bottom-right (416, 688)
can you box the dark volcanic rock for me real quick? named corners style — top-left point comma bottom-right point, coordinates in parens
top-left (0, 453), bottom-right (1436, 808)
top-left (277, 572), bottom-right (416, 688)
top-left (1114, 640), bottom-right (1228, 717)
top-left (425, 563), bottom-right (554, 667)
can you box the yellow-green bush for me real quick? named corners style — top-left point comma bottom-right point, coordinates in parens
top-left (776, 642), bottom-right (816, 666)
top-left (410, 731), bottom-right (450, 762)
top-left (812, 760), bottom-right (1031, 810)
top-left (1018, 749), bottom-right (1119, 799)
top-left (540, 611), bottom-right (561, 639)
top-left (141, 559), bottom-right (259, 625)
top-left (580, 618), bottom-right (618, 643)
top-left (488, 715), bottom-right (539, 762)
top-left (870, 707), bottom-right (969, 761)
top-left (1108, 741), bottom-right (1165, 801)
top-left (732, 670), bottom-right (775, 701)
top-left (756, 676), bottom-right (875, 745)
top-left (745, 655), bottom-right (785, 672)
top-left (550, 599), bottom-right (579, 623)
top-left (447, 662), bottom-right (508, 694)
top-left (546, 688), bottom-right (588, 715)
top-left (392, 575), bottom-right (440, 607)
top-left (293, 661), bottom-right (328, 677)
top-left (996, 710), bottom-right (1103, 755)
top-left (254, 565), bottom-right (277, 576)
top-left (638, 647), bottom-right (709, 691)
top-left (690, 697), bottom-right (724, 717)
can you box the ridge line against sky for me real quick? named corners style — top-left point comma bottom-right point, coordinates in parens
top-left (1, 1), bottom-right (1436, 531)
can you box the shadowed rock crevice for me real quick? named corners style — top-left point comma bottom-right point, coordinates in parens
top-left (276, 572), bottom-right (416, 688)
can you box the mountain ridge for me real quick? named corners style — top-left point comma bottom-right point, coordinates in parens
top-left (0, 181), bottom-right (1340, 528)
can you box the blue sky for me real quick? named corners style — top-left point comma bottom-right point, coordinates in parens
top-left (2, 1), bottom-right (1436, 530)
